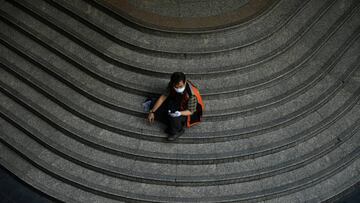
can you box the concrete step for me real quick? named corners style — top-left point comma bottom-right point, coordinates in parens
top-left (262, 142), bottom-right (360, 203)
top-left (0, 92), bottom-right (359, 184)
top-left (0, 29), bottom-right (359, 120)
top-left (84, 0), bottom-right (284, 35)
top-left (0, 140), bottom-right (119, 203)
top-left (0, 0), bottom-right (358, 102)
top-left (1, 58), bottom-right (359, 138)
top-left (4, 0), bottom-right (356, 78)
top-left (0, 4), bottom-right (358, 118)
top-left (46, 0), bottom-right (308, 54)
top-left (0, 122), bottom-right (358, 202)
top-left (0, 64), bottom-right (359, 159)
top-left (1, 30), bottom-right (358, 130)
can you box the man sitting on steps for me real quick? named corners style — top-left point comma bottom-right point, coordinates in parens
top-left (146, 72), bottom-right (204, 141)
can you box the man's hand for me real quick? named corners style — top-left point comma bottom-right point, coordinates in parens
top-left (148, 112), bottom-right (155, 123)
top-left (169, 111), bottom-right (181, 117)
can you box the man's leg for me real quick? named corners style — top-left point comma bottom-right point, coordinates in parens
top-left (163, 98), bottom-right (183, 134)
top-left (151, 97), bottom-right (186, 140)
top-left (166, 115), bottom-right (186, 141)
top-left (168, 116), bottom-right (186, 135)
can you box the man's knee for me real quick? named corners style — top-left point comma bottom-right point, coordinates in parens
top-left (169, 116), bottom-right (186, 127)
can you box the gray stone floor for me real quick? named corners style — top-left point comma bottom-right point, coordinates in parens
top-left (0, 166), bottom-right (55, 203)
top-left (129, 0), bottom-right (249, 17)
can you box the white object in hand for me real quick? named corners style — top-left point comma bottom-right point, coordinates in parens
top-left (170, 111), bottom-right (181, 117)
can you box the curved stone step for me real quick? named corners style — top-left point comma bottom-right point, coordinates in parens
top-left (300, 169), bottom-right (360, 203)
top-left (0, 79), bottom-right (351, 162)
top-left (0, 81), bottom-right (357, 164)
top-left (1, 58), bottom-right (359, 146)
top-left (1, 56), bottom-right (359, 141)
top-left (1, 0), bottom-right (357, 104)
top-left (2, 28), bottom-right (358, 127)
top-left (85, 0), bottom-right (280, 34)
top-left (0, 49), bottom-right (356, 130)
top-left (0, 142), bottom-right (118, 203)
top-left (46, 0), bottom-right (307, 54)
top-left (0, 62), bottom-right (356, 159)
top-left (68, 1), bottom-right (360, 89)
top-left (0, 1), bottom-right (358, 111)
top-left (218, 148), bottom-right (360, 202)
top-left (0, 96), bottom-right (359, 185)
top-left (0, 27), bottom-right (359, 122)
top-left (0, 123), bottom-right (358, 202)
top-left (1, 35), bottom-right (358, 132)
top-left (5, 0), bottom-right (355, 78)
top-left (262, 144), bottom-right (360, 203)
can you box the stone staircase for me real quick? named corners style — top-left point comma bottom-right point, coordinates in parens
top-left (0, 0), bottom-right (359, 202)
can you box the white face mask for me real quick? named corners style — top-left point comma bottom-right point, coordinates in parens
top-left (174, 83), bottom-right (186, 93)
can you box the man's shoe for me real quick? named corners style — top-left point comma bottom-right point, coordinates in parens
top-left (167, 128), bottom-right (185, 141)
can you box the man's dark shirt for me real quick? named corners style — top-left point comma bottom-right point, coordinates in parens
top-left (163, 85), bottom-right (197, 113)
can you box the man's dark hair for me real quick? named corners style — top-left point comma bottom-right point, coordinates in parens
top-left (169, 72), bottom-right (186, 88)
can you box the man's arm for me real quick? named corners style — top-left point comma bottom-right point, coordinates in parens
top-left (179, 96), bottom-right (197, 116)
top-left (150, 94), bottom-right (167, 113)
top-left (180, 110), bottom-right (192, 116)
